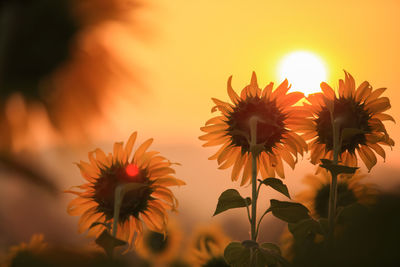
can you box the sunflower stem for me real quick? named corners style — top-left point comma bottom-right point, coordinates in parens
top-left (327, 116), bottom-right (341, 246)
top-left (249, 117), bottom-right (259, 266)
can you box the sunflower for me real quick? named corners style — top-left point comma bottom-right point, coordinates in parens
top-left (280, 170), bottom-right (378, 261)
top-left (135, 218), bottom-right (182, 264)
top-left (66, 132), bottom-right (185, 250)
top-left (296, 170), bottom-right (378, 219)
top-left (186, 224), bottom-right (231, 267)
top-left (2, 234), bottom-right (47, 267)
top-left (299, 71), bottom-right (394, 171)
top-left (200, 72), bottom-right (307, 185)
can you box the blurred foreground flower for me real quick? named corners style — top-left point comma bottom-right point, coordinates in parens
top-left (186, 224), bottom-right (231, 267)
top-left (136, 219), bottom-right (182, 265)
top-left (0, 0), bottom-right (145, 146)
top-left (66, 132), bottom-right (185, 251)
top-left (200, 72), bottom-right (307, 185)
top-left (300, 71), bottom-right (394, 171)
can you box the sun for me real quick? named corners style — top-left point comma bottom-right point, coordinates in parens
top-left (278, 51), bottom-right (328, 95)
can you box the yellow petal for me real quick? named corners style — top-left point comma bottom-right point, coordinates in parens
top-left (365, 87), bottom-right (386, 105)
top-left (357, 145), bottom-right (377, 171)
top-left (208, 142), bottom-right (231, 160)
top-left (124, 132), bottom-right (137, 163)
top-left (371, 113), bottom-right (395, 123)
top-left (113, 142), bottom-right (124, 163)
top-left (368, 143), bottom-right (386, 160)
top-left (133, 138), bottom-right (154, 162)
top-left (231, 153), bottom-right (246, 182)
top-left (355, 81), bottom-right (371, 102)
top-left (365, 97), bottom-right (391, 113)
top-left (262, 82), bottom-right (274, 99)
top-left (240, 155), bottom-right (253, 186)
top-left (227, 76), bottom-right (240, 104)
top-left (320, 82), bottom-right (335, 100)
top-left (271, 79), bottom-right (290, 100)
top-left (153, 177), bottom-right (186, 187)
top-left (205, 116), bottom-right (225, 126)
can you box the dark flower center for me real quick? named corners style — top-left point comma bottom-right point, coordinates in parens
top-left (92, 162), bottom-right (153, 222)
top-left (315, 97), bottom-right (371, 153)
top-left (145, 231), bottom-right (169, 254)
top-left (314, 182), bottom-right (357, 218)
top-left (203, 257), bottom-right (230, 267)
top-left (196, 235), bottom-right (217, 254)
top-left (226, 96), bottom-right (287, 154)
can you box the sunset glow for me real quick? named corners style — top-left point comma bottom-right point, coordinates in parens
top-left (278, 51), bottom-right (327, 95)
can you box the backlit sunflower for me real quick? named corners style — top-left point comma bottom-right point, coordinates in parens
top-left (2, 234), bottom-right (47, 267)
top-left (299, 71), bottom-right (394, 171)
top-left (200, 72), bottom-right (307, 185)
top-left (186, 224), bottom-right (231, 267)
top-left (136, 218), bottom-right (182, 265)
top-left (66, 132), bottom-right (185, 250)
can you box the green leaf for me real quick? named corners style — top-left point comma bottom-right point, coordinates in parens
top-left (225, 241), bottom-right (288, 267)
top-left (260, 243), bottom-right (281, 255)
top-left (95, 230), bottom-right (127, 257)
top-left (288, 218), bottom-right (321, 243)
top-left (259, 178), bottom-right (291, 199)
top-left (319, 159), bottom-right (358, 176)
top-left (257, 243), bottom-right (290, 267)
top-left (241, 240), bottom-right (259, 249)
top-left (213, 189), bottom-right (251, 216)
top-left (268, 199), bottom-right (310, 223)
top-left (224, 242), bottom-right (251, 267)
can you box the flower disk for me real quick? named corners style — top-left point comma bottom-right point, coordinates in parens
top-left (136, 219), bottom-right (183, 264)
top-left (299, 71), bottom-right (395, 171)
top-left (200, 72), bottom-right (307, 185)
top-left (66, 132), bottom-right (185, 250)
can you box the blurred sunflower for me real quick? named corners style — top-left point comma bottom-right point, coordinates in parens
top-left (200, 72), bottom-right (307, 185)
top-left (280, 170), bottom-right (378, 262)
top-left (299, 71), bottom-right (394, 171)
top-left (66, 132), bottom-right (185, 250)
top-left (186, 224), bottom-right (231, 267)
top-left (136, 219), bottom-right (182, 265)
top-left (297, 170), bottom-right (378, 219)
top-left (2, 234), bottom-right (47, 267)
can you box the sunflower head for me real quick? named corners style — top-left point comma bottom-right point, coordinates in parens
top-left (186, 224), bottom-right (231, 267)
top-left (296, 170), bottom-right (378, 219)
top-left (3, 234), bottom-right (48, 267)
top-left (302, 71), bottom-right (394, 171)
top-left (200, 72), bottom-right (307, 184)
top-left (66, 132), bottom-right (185, 250)
top-left (136, 219), bottom-right (182, 264)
